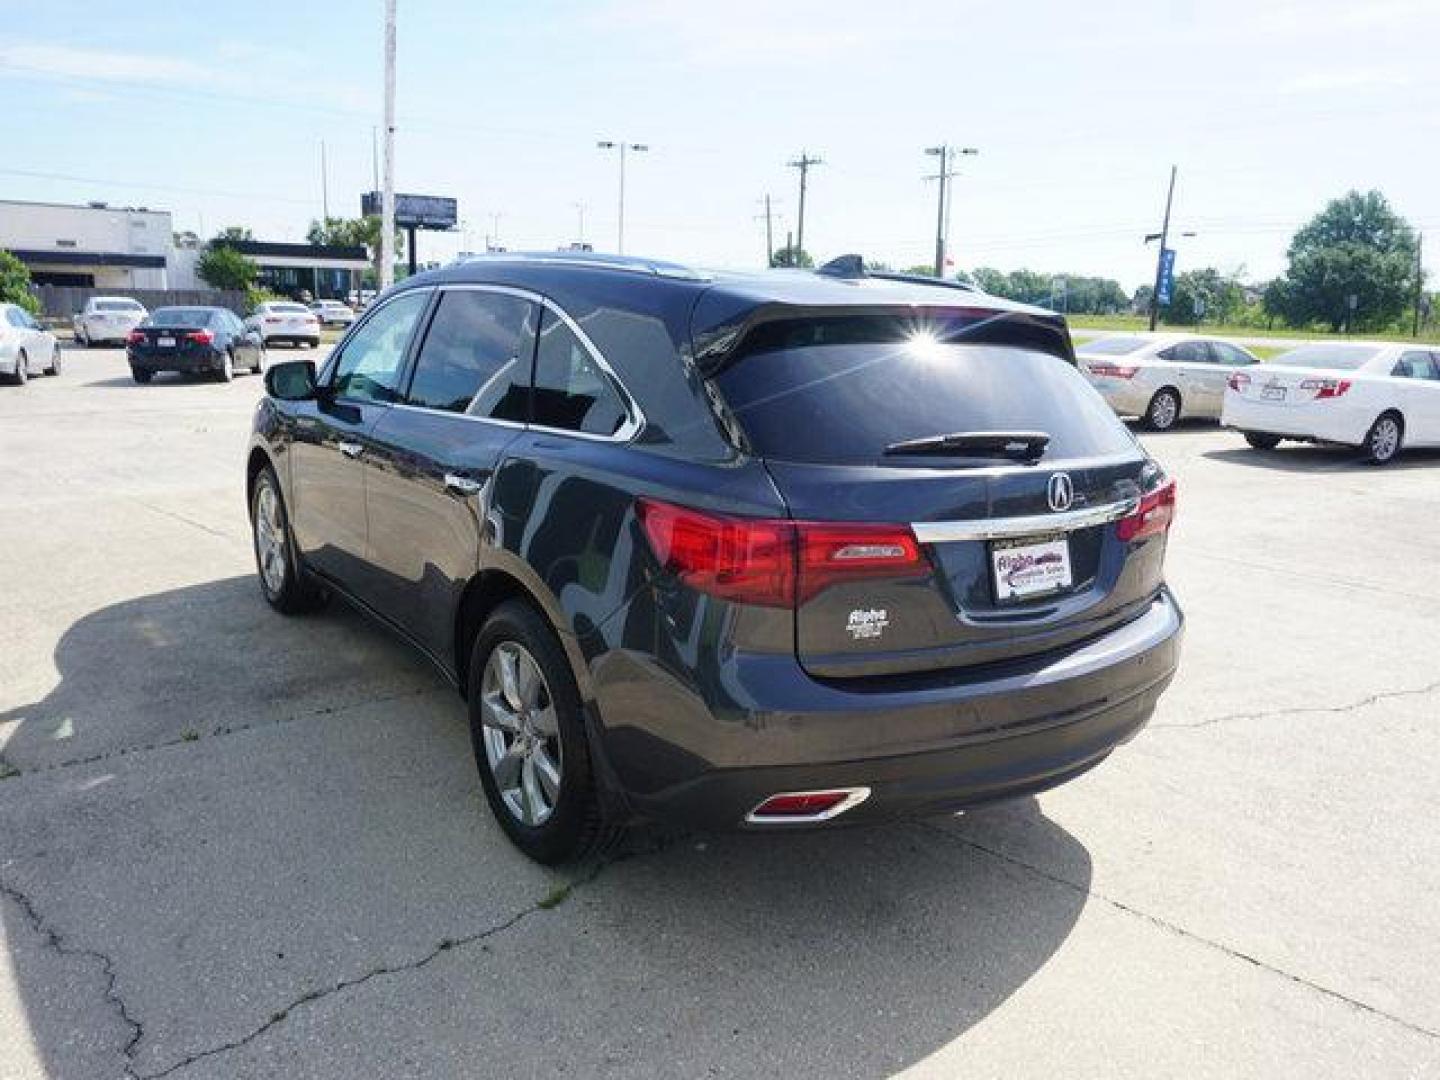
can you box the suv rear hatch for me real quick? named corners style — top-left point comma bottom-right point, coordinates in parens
top-left (704, 310), bottom-right (1174, 680)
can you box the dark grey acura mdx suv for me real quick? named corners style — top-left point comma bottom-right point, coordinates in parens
top-left (246, 253), bottom-right (1182, 863)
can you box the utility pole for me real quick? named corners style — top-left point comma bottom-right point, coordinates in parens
top-left (596, 140), bottom-right (648, 254)
top-left (1413, 233), bottom-right (1425, 338)
top-left (787, 152), bottom-right (823, 262)
top-left (924, 145), bottom-right (978, 277)
top-left (371, 127), bottom-right (379, 193)
top-left (755, 195), bottom-right (780, 266)
top-left (1147, 165), bottom-right (1177, 332)
top-left (319, 140), bottom-right (330, 221)
top-left (380, 0), bottom-right (397, 290)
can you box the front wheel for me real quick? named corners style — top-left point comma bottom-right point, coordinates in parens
top-left (1363, 412), bottom-right (1403, 466)
top-left (45, 346), bottom-right (61, 376)
top-left (251, 465), bottom-right (327, 613)
top-left (1144, 388), bottom-right (1180, 431)
top-left (12, 351), bottom-right (28, 386)
top-left (217, 350), bottom-right (234, 383)
top-left (1243, 431), bottom-right (1281, 450)
top-left (252, 343), bottom-right (266, 375)
top-left (468, 601), bottom-right (604, 864)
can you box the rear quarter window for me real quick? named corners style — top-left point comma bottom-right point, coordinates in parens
top-left (714, 341), bottom-right (1136, 465)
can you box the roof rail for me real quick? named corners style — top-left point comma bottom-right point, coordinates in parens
top-left (454, 250), bottom-right (709, 281)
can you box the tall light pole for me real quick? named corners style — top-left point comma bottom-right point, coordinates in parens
top-left (596, 140), bottom-right (648, 254)
top-left (1145, 166), bottom-right (1179, 332)
top-left (787, 152), bottom-right (823, 263)
top-left (925, 145), bottom-right (977, 277)
top-left (380, 0), bottom-right (397, 290)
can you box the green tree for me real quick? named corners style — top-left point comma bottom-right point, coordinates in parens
top-left (903, 264), bottom-right (937, 277)
top-left (308, 216), bottom-right (403, 283)
top-left (196, 245), bottom-right (259, 291)
top-left (0, 249), bottom-right (40, 315)
top-left (1164, 267), bottom-right (1244, 326)
top-left (1277, 190), bottom-right (1419, 332)
top-left (770, 244), bottom-right (813, 268)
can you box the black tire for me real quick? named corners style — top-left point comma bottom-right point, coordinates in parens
top-left (1144, 388), bottom-right (1180, 431)
top-left (1243, 431), bottom-right (1281, 450)
top-left (217, 349), bottom-right (235, 383)
top-left (252, 343), bottom-right (266, 375)
top-left (250, 464), bottom-right (328, 614)
top-left (44, 346), bottom-right (61, 376)
top-left (467, 600), bottom-right (603, 864)
top-left (11, 350), bottom-right (28, 386)
top-left (1363, 412), bottom-right (1403, 466)
top-left (131, 367), bottom-right (153, 384)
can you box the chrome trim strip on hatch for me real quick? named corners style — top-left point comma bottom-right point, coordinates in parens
top-left (911, 497), bottom-right (1140, 543)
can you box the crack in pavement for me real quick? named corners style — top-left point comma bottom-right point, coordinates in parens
top-left (139, 857), bottom-right (613, 1079)
top-left (0, 872), bottom-right (146, 1079)
top-left (0, 686), bottom-right (442, 784)
top-left (1151, 679), bottom-right (1440, 731)
top-left (128, 498), bottom-right (239, 543)
top-left (919, 821), bottom-right (1440, 1042)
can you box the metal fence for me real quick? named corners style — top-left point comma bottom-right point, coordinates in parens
top-left (34, 285), bottom-right (249, 322)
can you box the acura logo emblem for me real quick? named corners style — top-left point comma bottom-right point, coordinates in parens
top-left (1047, 473), bottom-right (1075, 512)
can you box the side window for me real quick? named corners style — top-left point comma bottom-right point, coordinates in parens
top-left (406, 290), bottom-right (535, 418)
top-left (532, 310), bottom-right (631, 437)
top-left (1156, 343), bottom-right (1196, 363)
top-left (1393, 352), bottom-right (1437, 380)
top-left (1212, 343), bottom-right (1254, 367)
top-left (330, 291), bottom-right (429, 404)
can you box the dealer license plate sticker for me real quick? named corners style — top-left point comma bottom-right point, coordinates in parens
top-left (991, 534), bottom-right (1073, 603)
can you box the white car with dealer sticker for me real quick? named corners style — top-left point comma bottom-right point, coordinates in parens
top-left (1222, 341), bottom-right (1440, 465)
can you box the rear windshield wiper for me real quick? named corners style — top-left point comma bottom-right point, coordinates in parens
top-left (882, 430), bottom-right (1051, 460)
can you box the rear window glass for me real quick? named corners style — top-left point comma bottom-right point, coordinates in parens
top-left (1078, 335), bottom-right (1147, 356)
top-left (268, 303), bottom-right (309, 314)
top-left (149, 308), bottom-right (214, 327)
top-left (96, 300), bottom-right (143, 312)
top-left (715, 341), bottom-right (1135, 465)
top-left (1270, 344), bottom-right (1382, 370)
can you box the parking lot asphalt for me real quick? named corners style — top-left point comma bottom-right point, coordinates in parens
top-left (1, 346), bottom-right (1438, 1079)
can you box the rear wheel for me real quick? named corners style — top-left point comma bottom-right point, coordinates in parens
top-left (1144, 388), bottom-right (1180, 431)
top-left (252, 342), bottom-right (266, 375)
top-left (1243, 431), bottom-right (1281, 450)
top-left (131, 367), bottom-right (153, 384)
top-left (12, 351), bottom-right (27, 386)
top-left (468, 601), bottom-right (603, 864)
top-left (1363, 412), bottom-right (1403, 466)
top-left (217, 350), bottom-right (234, 383)
top-left (251, 465), bottom-right (328, 613)
top-left (44, 346), bottom-right (61, 376)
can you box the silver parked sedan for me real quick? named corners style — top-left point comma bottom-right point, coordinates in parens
top-left (1077, 333), bottom-right (1262, 430)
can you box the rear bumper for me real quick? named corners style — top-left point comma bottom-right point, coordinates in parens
top-left (1088, 378), bottom-right (1153, 417)
top-left (595, 587), bottom-right (1183, 829)
top-left (128, 347), bottom-right (224, 373)
top-left (1221, 396), bottom-right (1366, 445)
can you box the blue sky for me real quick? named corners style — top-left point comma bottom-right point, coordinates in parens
top-left (2, 0), bottom-right (1437, 290)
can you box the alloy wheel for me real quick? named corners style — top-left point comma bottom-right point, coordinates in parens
top-left (480, 642), bottom-right (563, 827)
top-left (254, 481), bottom-right (288, 595)
top-left (1370, 416), bottom-right (1401, 463)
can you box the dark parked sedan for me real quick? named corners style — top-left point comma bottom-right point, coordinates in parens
top-left (128, 306), bottom-right (265, 383)
top-left (246, 253), bottom-right (1183, 863)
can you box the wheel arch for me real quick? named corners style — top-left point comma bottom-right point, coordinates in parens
top-left (452, 568), bottom-right (594, 704)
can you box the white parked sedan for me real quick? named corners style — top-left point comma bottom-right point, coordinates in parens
top-left (309, 299), bottom-right (356, 326)
top-left (0, 303), bottom-right (62, 384)
top-left (74, 296), bottom-right (148, 346)
top-left (246, 301), bottom-right (321, 348)
top-left (1077, 333), bottom-right (1262, 430)
top-left (1221, 342), bottom-right (1440, 465)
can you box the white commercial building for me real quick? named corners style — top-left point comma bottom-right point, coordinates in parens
top-left (0, 199), bottom-right (172, 289)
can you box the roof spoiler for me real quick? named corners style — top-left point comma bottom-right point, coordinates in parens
top-left (817, 254), bottom-right (986, 295)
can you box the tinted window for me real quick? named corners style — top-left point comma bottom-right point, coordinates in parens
top-left (1158, 341), bottom-right (1209, 363)
top-left (269, 303), bottom-right (309, 314)
top-left (1078, 335), bottom-right (1147, 356)
top-left (96, 300), bottom-right (143, 312)
top-left (532, 310), bottom-right (630, 436)
top-left (149, 308), bottom-right (215, 327)
top-left (1393, 352), bottom-right (1439, 380)
top-left (407, 290), bottom-right (535, 419)
top-left (716, 341), bottom-right (1135, 465)
top-left (330, 291), bottom-right (428, 404)
top-left (6, 307), bottom-right (29, 328)
top-left (1271, 344), bottom-right (1382, 370)
top-left (1211, 342), bottom-right (1256, 366)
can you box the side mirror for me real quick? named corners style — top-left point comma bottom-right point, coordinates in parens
top-left (265, 360), bottom-right (318, 401)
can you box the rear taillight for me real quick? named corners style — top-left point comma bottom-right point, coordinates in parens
top-left (1299, 378), bottom-right (1351, 399)
top-left (636, 499), bottom-right (927, 607)
top-left (126, 330), bottom-right (144, 344)
top-left (1116, 479), bottom-right (1176, 542)
top-left (1088, 363), bottom-right (1139, 379)
top-left (265, 317), bottom-right (282, 324)
top-left (1228, 372), bottom-right (1251, 392)
top-left (186, 329), bottom-right (215, 345)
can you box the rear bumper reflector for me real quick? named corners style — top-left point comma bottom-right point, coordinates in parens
top-left (745, 787), bottom-right (872, 824)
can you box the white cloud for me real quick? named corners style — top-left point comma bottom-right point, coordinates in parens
top-left (0, 42), bottom-right (211, 84)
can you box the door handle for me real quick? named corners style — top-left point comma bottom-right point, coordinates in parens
top-left (444, 473), bottom-right (484, 495)
top-left (338, 440), bottom-right (363, 459)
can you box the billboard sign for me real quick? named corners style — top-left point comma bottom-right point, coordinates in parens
top-left (361, 192), bottom-right (458, 231)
